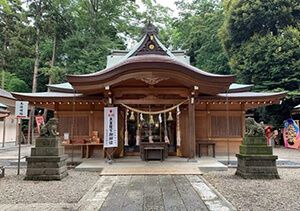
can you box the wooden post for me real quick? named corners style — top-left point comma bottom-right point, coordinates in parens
top-left (27, 109), bottom-right (33, 144)
top-left (188, 96), bottom-right (196, 159)
top-left (17, 118), bottom-right (21, 175)
top-left (2, 117), bottom-right (6, 147)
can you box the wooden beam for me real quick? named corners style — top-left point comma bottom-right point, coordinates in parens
top-left (114, 98), bottom-right (187, 105)
top-left (113, 87), bottom-right (189, 98)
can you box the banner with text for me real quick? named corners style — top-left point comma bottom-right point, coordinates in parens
top-left (104, 107), bottom-right (118, 148)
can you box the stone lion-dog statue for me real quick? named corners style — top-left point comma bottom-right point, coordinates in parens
top-left (245, 117), bottom-right (265, 137)
top-left (40, 118), bottom-right (59, 137)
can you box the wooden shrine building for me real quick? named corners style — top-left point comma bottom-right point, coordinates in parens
top-left (13, 23), bottom-right (286, 159)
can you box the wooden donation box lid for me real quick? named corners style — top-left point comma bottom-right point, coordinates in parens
top-left (140, 142), bottom-right (168, 161)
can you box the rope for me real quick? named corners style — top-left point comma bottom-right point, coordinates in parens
top-left (120, 99), bottom-right (188, 115)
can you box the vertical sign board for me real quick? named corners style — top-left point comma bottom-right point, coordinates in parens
top-left (104, 107), bottom-right (118, 148)
top-left (15, 101), bottom-right (29, 118)
top-left (15, 101), bottom-right (28, 175)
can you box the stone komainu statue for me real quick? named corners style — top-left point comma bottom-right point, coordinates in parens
top-left (245, 117), bottom-right (265, 137)
top-left (40, 118), bottom-right (59, 137)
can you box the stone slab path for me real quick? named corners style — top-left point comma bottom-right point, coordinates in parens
top-left (0, 175), bottom-right (236, 211)
top-left (77, 175), bottom-right (236, 211)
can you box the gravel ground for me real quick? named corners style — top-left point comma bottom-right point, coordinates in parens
top-left (203, 168), bottom-right (300, 211)
top-left (0, 169), bottom-right (99, 204)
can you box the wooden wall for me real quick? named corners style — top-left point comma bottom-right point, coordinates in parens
top-left (55, 102), bottom-right (245, 157)
top-left (195, 103), bottom-right (244, 156)
top-left (56, 103), bottom-right (104, 140)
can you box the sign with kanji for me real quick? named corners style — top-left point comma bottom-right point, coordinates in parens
top-left (104, 107), bottom-right (118, 148)
top-left (15, 101), bottom-right (29, 118)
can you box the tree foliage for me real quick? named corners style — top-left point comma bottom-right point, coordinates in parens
top-left (172, 0), bottom-right (231, 74)
top-left (220, 0), bottom-right (300, 93)
top-left (0, 0), bottom-right (299, 126)
top-left (221, 0), bottom-right (300, 125)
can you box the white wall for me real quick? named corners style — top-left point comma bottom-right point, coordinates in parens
top-left (0, 115), bottom-right (17, 144)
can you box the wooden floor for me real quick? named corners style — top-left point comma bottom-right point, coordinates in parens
top-left (100, 165), bottom-right (202, 175)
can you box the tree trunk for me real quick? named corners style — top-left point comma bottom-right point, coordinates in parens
top-left (32, 25), bottom-right (40, 93)
top-left (2, 26), bottom-right (7, 89)
top-left (47, 33), bottom-right (57, 91)
top-left (44, 33), bottom-right (57, 120)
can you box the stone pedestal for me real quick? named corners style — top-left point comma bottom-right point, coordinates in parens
top-left (25, 137), bottom-right (68, 180)
top-left (236, 136), bottom-right (279, 179)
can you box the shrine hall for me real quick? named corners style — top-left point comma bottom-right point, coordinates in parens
top-left (12, 23), bottom-right (286, 160)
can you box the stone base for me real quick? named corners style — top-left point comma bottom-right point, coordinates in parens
top-left (25, 171), bottom-right (68, 181)
top-left (235, 154), bottom-right (280, 179)
top-left (25, 155), bottom-right (68, 181)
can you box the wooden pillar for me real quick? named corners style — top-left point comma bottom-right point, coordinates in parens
top-left (188, 96), bottom-right (196, 159)
top-left (2, 117), bottom-right (6, 147)
top-left (241, 103), bottom-right (245, 137)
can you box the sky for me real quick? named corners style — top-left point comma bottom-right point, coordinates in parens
top-left (136, 0), bottom-right (189, 17)
top-left (155, 0), bottom-right (179, 15)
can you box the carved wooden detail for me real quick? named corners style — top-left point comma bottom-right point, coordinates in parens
top-left (139, 76), bottom-right (169, 85)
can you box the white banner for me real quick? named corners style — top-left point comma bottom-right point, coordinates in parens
top-left (104, 107), bottom-right (118, 148)
top-left (15, 101), bottom-right (29, 118)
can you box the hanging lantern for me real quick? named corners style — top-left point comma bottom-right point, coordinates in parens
top-left (167, 112), bottom-right (173, 121)
top-left (129, 111), bottom-right (135, 121)
top-left (149, 114), bottom-right (155, 124)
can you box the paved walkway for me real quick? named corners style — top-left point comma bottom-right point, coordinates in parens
top-left (0, 175), bottom-right (235, 211)
top-left (82, 175), bottom-right (235, 211)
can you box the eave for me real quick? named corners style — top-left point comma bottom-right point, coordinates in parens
top-left (67, 54), bottom-right (235, 95)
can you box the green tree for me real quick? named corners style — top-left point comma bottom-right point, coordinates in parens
top-left (220, 0), bottom-right (300, 55)
top-left (0, 71), bottom-right (29, 92)
top-left (0, 0), bottom-right (23, 88)
top-left (220, 0), bottom-right (300, 92)
top-left (220, 0), bottom-right (300, 126)
top-left (62, 0), bottom-right (135, 74)
top-left (7, 77), bottom-right (30, 92)
top-left (172, 0), bottom-right (231, 74)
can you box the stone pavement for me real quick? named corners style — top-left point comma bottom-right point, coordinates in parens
top-left (0, 175), bottom-right (236, 211)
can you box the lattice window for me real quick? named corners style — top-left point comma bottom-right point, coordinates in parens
top-left (211, 115), bottom-right (242, 137)
top-left (58, 116), bottom-right (89, 136)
